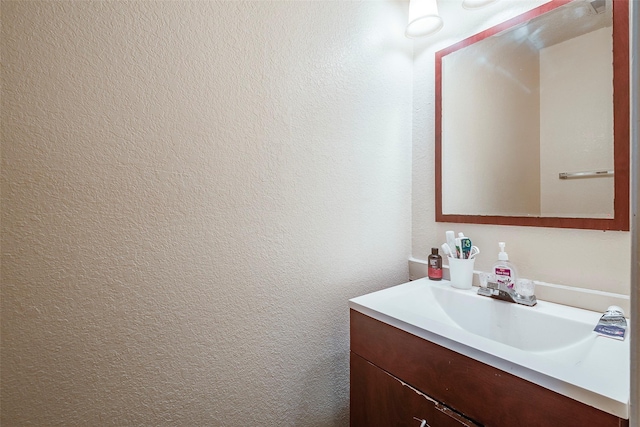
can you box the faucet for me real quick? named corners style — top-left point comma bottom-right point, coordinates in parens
top-left (477, 281), bottom-right (537, 306)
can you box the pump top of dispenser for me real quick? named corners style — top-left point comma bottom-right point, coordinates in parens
top-left (498, 242), bottom-right (509, 261)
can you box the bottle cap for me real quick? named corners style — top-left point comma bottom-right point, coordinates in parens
top-left (431, 248), bottom-right (439, 255)
top-left (498, 242), bottom-right (509, 261)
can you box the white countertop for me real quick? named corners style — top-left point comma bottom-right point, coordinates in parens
top-left (349, 278), bottom-right (630, 419)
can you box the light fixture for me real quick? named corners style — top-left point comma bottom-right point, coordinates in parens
top-left (462, 0), bottom-right (498, 10)
top-left (405, 0), bottom-right (444, 38)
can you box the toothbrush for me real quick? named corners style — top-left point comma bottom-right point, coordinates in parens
top-left (445, 231), bottom-right (457, 258)
top-left (441, 243), bottom-right (454, 258)
top-left (469, 246), bottom-right (480, 259)
top-left (455, 237), bottom-right (462, 259)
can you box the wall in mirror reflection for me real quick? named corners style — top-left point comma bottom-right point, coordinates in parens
top-left (442, 13), bottom-right (613, 219)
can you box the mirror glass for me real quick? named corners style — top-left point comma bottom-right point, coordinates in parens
top-left (435, 0), bottom-right (629, 230)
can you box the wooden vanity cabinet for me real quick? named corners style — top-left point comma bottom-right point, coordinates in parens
top-left (350, 310), bottom-right (629, 427)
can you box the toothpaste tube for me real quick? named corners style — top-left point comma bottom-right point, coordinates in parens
top-left (593, 306), bottom-right (627, 341)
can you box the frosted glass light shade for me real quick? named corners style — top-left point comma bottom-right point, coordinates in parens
top-left (462, 0), bottom-right (498, 10)
top-left (405, 0), bottom-right (444, 38)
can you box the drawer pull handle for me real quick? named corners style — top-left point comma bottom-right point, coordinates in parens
top-left (413, 417), bottom-right (430, 427)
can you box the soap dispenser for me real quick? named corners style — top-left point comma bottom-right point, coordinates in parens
top-left (492, 242), bottom-right (518, 289)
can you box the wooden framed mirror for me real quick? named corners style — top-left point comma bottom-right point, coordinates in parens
top-left (435, 0), bottom-right (629, 230)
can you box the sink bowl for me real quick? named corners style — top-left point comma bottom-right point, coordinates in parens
top-left (428, 282), bottom-right (594, 352)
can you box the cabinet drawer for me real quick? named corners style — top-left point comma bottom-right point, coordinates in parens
top-left (351, 351), bottom-right (480, 427)
top-left (350, 310), bottom-right (628, 427)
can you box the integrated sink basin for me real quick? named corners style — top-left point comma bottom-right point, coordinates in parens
top-left (430, 281), bottom-right (594, 352)
top-left (349, 278), bottom-right (630, 419)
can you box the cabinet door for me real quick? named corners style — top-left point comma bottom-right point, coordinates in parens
top-left (351, 352), bottom-right (480, 427)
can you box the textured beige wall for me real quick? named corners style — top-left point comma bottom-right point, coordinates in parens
top-left (1, 1), bottom-right (412, 425)
top-left (412, 0), bottom-right (630, 296)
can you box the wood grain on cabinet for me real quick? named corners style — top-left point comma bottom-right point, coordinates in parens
top-left (350, 310), bottom-right (629, 427)
top-left (351, 351), bottom-right (480, 427)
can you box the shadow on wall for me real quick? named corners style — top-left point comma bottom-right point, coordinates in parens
top-left (294, 349), bottom-right (350, 426)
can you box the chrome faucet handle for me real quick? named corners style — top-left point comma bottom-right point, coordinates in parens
top-left (477, 280), bottom-right (537, 306)
top-left (516, 279), bottom-right (535, 297)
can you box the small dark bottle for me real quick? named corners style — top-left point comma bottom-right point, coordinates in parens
top-left (428, 248), bottom-right (443, 281)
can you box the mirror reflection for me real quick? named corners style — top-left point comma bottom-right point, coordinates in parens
top-left (437, 0), bottom-right (628, 229)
